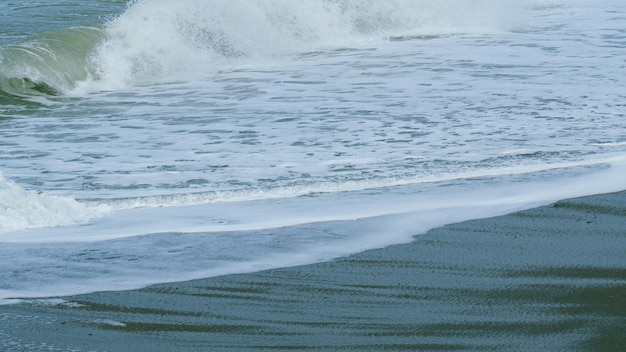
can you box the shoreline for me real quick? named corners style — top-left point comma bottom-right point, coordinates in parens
top-left (1, 191), bottom-right (625, 351)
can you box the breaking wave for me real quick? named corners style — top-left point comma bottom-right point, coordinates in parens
top-left (0, 171), bottom-right (109, 232)
top-left (0, 0), bottom-right (533, 97)
top-left (0, 26), bottom-right (105, 97)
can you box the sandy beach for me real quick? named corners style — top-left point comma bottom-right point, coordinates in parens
top-left (1, 191), bottom-right (625, 351)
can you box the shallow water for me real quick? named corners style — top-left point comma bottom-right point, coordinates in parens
top-left (1, 191), bottom-right (625, 351)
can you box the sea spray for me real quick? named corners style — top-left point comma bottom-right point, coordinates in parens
top-left (87, 0), bottom-right (531, 90)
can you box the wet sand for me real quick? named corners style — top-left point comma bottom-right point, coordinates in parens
top-left (1, 191), bottom-right (625, 351)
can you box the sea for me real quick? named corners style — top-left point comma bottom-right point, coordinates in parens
top-left (1, 0), bottom-right (625, 303)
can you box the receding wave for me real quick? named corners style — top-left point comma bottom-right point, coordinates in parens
top-left (87, 158), bottom-right (616, 211)
top-left (0, 0), bottom-right (533, 96)
top-left (2, 155), bottom-right (623, 236)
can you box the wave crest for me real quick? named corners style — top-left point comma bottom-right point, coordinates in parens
top-left (0, 26), bottom-right (105, 97)
top-left (1, 0), bottom-right (532, 96)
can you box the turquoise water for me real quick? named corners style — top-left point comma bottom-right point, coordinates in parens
top-left (1, 0), bottom-right (626, 301)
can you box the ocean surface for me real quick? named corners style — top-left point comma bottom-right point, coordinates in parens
top-left (1, 0), bottom-right (625, 303)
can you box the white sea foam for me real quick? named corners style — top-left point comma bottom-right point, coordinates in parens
top-left (88, 154), bottom-right (626, 211)
top-left (81, 0), bottom-right (533, 91)
top-left (2, 156), bottom-right (626, 244)
top-left (0, 172), bottom-right (109, 233)
top-left (1, 154), bottom-right (624, 237)
top-left (1, 159), bottom-right (625, 301)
